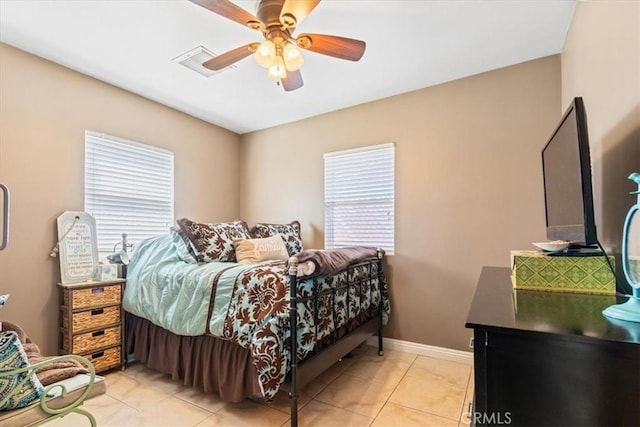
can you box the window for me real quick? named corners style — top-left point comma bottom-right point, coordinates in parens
top-left (84, 131), bottom-right (174, 255)
top-left (324, 143), bottom-right (395, 254)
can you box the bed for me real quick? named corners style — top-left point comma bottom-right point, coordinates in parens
top-left (122, 219), bottom-right (389, 426)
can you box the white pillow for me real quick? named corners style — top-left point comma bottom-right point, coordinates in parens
top-left (233, 236), bottom-right (289, 264)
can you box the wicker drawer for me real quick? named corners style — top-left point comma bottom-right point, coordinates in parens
top-left (62, 306), bottom-right (121, 333)
top-left (85, 346), bottom-right (121, 373)
top-left (63, 326), bottom-right (121, 354)
top-left (64, 284), bottom-right (122, 309)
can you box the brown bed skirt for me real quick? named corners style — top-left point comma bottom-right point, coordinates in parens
top-left (125, 312), bottom-right (262, 402)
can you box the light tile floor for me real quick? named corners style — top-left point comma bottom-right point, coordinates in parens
top-left (47, 345), bottom-right (474, 427)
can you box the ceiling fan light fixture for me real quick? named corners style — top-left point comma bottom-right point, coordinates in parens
top-left (283, 42), bottom-right (304, 71)
top-left (267, 55), bottom-right (287, 78)
top-left (254, 39), bottom-right (276, 68)
top-left (188, 0), bottom-right (366, 91)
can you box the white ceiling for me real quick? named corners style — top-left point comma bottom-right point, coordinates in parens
top-left (0, 0), bottom-right (576, 134)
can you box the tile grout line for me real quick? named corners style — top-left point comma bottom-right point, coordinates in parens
top-left (105, 371), bottom-right (219, 421)
top-left (171, 392), bottom-right (228, 415)
top-left (255, 355), bottom-right (363, 420)
top-left (458, 369), bottom-right (474, 427)
top-left (304, 349), bottom-right (390, 424)
top-left (367, 352), bottom-right (418, 422)
top-left (373, 354), bottom-right (471, 424)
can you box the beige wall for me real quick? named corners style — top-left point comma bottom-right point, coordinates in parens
top-left (4, 0), bottom-right (634, 357)
top-left (561, 0), bottom-right (640, 289)
top-left (240, 56), bottom-right (561, 351)
top-left (0, 43), bottom-right (241, 355)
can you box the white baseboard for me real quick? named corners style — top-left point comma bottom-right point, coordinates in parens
top-left (366, 336), bottom-right (473, 365)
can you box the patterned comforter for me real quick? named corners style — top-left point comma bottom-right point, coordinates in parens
top-left (123, 234), bottom-right (389, 400)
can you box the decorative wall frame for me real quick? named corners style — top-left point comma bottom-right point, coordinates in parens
top-left (56, 211), bottom-right (99, 284)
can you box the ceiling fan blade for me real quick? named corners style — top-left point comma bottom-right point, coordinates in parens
top-left (296, 33), bottom-right (366, 61)
top-left (202, 43), bottom-right (258, 71)
top-left (190, 0), bottom-right (261, 28)
top-left (280, 0), bottom-right (321, 28)
top-left (281, 69), bottom-right (303, 91)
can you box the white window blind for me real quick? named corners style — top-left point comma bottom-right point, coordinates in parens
top-left (84, 131), bottom-right (174, 255)
top-left (324, 143), bottom-right (395, 254)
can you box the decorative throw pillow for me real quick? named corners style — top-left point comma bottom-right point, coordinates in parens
top-left (234, 236), bottom-right (290, 264)
top-left (250, 221), bottom-right (304, 256)
top-left (176, 218), bottom-right (251, 262)
top-left (0, 331), bottom-right (44, 411)
top-left (170, 227), bottom-right (198, 264)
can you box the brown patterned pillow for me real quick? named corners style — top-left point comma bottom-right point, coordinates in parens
top-left (176, 218), bottom-right (251, 262)
top-left (250, 221), bottom-right (303, 256)
top-left (170, 227), bottom-right (199, 263)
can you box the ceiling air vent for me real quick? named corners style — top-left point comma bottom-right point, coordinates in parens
top-left (173, 46), bottom-right (235, 77)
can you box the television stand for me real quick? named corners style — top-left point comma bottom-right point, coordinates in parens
top-left (466, 267), bottom-right (640, 426)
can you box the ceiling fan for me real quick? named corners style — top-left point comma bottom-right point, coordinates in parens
top-left (189, 0), bottom-right (367, 91)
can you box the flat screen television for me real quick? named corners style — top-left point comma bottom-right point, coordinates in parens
top-left (541, 97), bottom-right (598, 248)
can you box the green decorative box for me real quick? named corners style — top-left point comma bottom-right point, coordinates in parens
top-left (511, 250), bottom-right (616, 295)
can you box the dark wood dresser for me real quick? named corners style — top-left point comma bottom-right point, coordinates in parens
top-left (465, 266), bottom-right (640, 426)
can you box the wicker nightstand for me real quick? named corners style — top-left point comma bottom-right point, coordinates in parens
top-left (58, 279), bottom-right (125, 373)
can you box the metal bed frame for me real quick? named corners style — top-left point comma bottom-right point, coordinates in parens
top-left (285, 249), bottom-right (386, 427)
top-left (123, 248), bottom-right (387, 427)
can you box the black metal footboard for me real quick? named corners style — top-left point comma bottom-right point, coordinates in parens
top-left (286, 249), bottom-right (386, 427)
